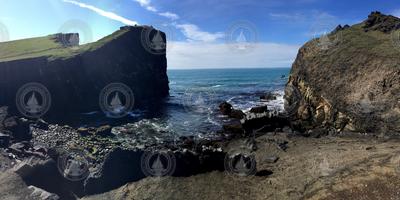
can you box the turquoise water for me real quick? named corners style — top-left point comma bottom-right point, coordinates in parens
top-left (130, 68), bottom-right (290, 138)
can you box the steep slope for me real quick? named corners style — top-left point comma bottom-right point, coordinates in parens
top-left (0, 26), bottom-right (169, 119)
top-left (285, 11), bottom-right (400, 133)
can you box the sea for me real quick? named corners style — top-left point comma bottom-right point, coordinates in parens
top-left (111, 68), bottom-right (290, 140)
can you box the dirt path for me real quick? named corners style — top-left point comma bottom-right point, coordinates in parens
top-left (82, 133), bottom-right (400, 200)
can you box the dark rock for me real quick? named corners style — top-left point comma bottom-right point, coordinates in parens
top-left (219, 102), bottom-right (233, 115)
top-left (250, 105), bottom-right (269, 113)
top-left (96, 125), bottom-right (113, 137)
top-left (9, 142), bottom-right (30, 155)
top-left (0, 132), bottom-right (10, 148)
top-left (366, 146), bottom-right (376, 151)
top-left (32, 119), bottom-right (49, 130)
top-left (363, 11), bottom-right (400, 33)
top-left (223, 121), bottom-right (244, 135)
top-left (260, 92), bottom-right (277, 101)
top-left (229, 109), bottom-right (245, 119)
top-left (4, 117), bottom-right (31, 141)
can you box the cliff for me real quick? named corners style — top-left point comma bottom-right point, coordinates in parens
top-left (285, 11), bottom-right (400, 134)
top-left (0, 26), bottom-right (169, 119)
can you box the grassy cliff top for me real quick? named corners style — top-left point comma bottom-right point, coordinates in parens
top-left (0, 26), bottom-right (134, 62)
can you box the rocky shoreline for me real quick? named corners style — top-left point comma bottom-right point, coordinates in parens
top-left (0, 11), bottom-right (399, 200)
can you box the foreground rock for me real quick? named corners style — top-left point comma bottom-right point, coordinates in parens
top-left (81, 133), bottom-right (400, 200)
top-left (0, 26), bottom-right (169, 119)
top-left (285, 11), bottom-right (400, 134)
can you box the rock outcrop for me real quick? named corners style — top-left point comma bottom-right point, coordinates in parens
top-left (0, 26), bottom-right (169, 120)
top-left (285, 11), bottom-right (400, 134)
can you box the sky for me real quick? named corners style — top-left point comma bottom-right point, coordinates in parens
top-left (0, 0), bottom-right (399, 69)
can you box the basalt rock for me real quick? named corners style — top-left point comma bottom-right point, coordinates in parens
top-left (0, 26), bottom-right (169, 121)
top-left (285, 11), bottom-right (400, 134)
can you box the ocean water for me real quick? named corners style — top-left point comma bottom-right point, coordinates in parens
top-left (114, 68), bottom-right (290, 140)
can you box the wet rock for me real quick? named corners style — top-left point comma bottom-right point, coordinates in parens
top-left (260, 92), bottom-right (277, 101)
top-left (229, 109), bottom-right (245, 119)
top-left (250, 105), bottom-right (269, 114)
top-left (219, 102), bottom-right (233, 115)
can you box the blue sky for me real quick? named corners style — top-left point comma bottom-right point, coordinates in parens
top-left (0, 0), bottom-right (399, 69)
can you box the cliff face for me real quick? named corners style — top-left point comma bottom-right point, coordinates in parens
top-left (285, 12), bottom-right (400, 134)
top-left (0, 26), bottom-right (169, 119)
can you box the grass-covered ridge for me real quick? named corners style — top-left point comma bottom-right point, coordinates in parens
top-left (0, 27), bottom-right (130, 62)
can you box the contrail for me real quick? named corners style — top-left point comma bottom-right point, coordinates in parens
top-left (62, 0), bottom-right (139, 26)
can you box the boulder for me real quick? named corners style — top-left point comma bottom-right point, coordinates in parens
top-left (219, 102), bottom-right (233, 115)
top-left (260, 92), bottom-right (277, 101)
top-left (250, 105), bottom-right (269, 114)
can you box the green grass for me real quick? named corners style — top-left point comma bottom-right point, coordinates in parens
top-left (0, 28), bottom-right (129, 62)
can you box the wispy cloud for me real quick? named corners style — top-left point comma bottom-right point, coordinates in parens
top-left (175, 24), bottom-right (224, 42)
top-left (168, 42), bottom-right (300, 69)
top-left (133, 0), bottom-right (158, 12)
top-left (63, 0), bottom-right (139, 26)
top-left (159, 12), bottom-right (180, 20)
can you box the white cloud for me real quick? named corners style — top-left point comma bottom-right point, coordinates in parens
top-left (168, 42), bottom-right (300, 69)
top-left (175, 24), bottom-right (224, 42)
top-left (133, 0), bottom-right (158, 12)
top-left (159, 12), bottom-right (180, 20)
top-left (63, 0), bottom-right (139, 26)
